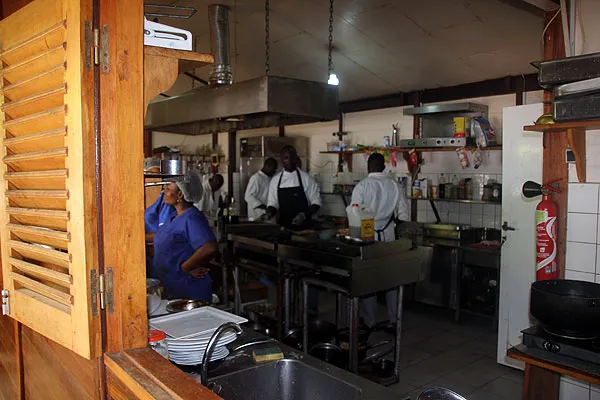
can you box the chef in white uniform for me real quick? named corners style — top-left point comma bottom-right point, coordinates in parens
top-left (265, 146), bottom-right (321, 229)
top-left (351, 152), bottom-right (409, 330)
top-left (195, 174), bottom-right (224, 218)
top-left (244, 158), bottom-right (277, 221)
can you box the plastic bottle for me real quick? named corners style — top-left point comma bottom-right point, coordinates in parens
top-left (439, 174), bottom-right (446, 199)
top-left (346, 204), bottom-right (375, 242)
top-left (149, 330), bottom-right (169, 359)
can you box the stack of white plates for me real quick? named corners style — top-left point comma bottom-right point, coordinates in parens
top-left (149, 307), bottom-right (247, 366)
top-left (165, 330), bottom-right (237, 365)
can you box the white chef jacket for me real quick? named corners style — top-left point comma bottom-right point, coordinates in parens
top-left (267, 168), bottom-right (321, 210)
top-left (194, 175), bottom-right (221, 218)
top-left (245, 171), bottom-right (272, 220)
top-left (351, 172), bottom-right (409, 242)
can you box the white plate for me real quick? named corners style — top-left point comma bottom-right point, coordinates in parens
top-left (168, 345), bottom-right (228, 357)
top-left (165, 332), bottom-right (237, 349)
top-left (169, 348), bottom-right (229, 364)
top-left (149, 307), bottom-right (247, 339)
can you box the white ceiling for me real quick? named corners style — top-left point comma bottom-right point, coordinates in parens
top-left (146, 0), bottom-right (545, 101)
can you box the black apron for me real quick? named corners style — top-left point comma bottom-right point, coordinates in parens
top-left (375, 214), bottom-right (396, 242)
top-left (277, 169), bottom-right (311, 229)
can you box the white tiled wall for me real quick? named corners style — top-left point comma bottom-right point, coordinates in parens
top-left (562, 182), bottom-right (600, 399)
top-left (560, 375), bottom-right (600, 400)
top-left (566, 183), bottom-right (600, 284)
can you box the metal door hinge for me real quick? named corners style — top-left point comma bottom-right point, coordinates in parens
top-left (90, 268), bottom-right (114, 316)
top-left (1, 290), bottom-right (9, 315)
top-left (84, 21), bottom-right (109, 73)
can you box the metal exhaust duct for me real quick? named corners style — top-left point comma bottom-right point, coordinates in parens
top-left (145, 5), bottom-right (339, 135)
top-left (208, 4), bottom-right (232, 85)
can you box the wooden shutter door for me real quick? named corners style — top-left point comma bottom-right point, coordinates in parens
top-left (0, 0), bottom-right (100, 359)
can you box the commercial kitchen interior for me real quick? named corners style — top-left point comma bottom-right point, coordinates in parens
top-left (148, 0), bottom-right (598, 399)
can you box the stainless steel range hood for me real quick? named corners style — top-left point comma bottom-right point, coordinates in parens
top-left (144, 4), bottom-right (339, 135)
top-left (144, 75), bottom-right (339, 135)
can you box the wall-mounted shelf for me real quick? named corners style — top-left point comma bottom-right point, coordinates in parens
top-left (415, 198), bottom-right (501, 205)
top-left (320, 145), bottom-right (502, 154)
top-left (523, 120), bottom-right (600, 132)
top-left (524, 121), bottom-right (589, 183)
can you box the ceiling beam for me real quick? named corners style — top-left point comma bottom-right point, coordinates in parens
top-left (339, 73), bottom-right (541, 113)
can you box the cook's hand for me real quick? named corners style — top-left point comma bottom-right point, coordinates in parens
top-left (292, 212), bottom-right (306, 227)
top-left (188, 267), bottom-right (210, 278)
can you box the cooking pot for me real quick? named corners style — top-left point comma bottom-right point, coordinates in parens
top-left (309, 343), bottom-right (345, 368)
top-left (146, 278), bottom-right (164, 298)
top-left (243, 320), bottom-right (274, 337)
top-left (531, 279), bottom-right (600, 339)
top-left (282, 320), bottom-right (337, 350)
top-left (160, 159), bottom-right (186, 176)
top-left (283, 327), bottom-right (303, 350)
top-left (336, 325), bottom-right (371, 362)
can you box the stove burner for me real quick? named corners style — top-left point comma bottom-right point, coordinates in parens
top-left (522, 325), bottom-right (600, 365)
top-left (542, 326), bottom-right (600, 341)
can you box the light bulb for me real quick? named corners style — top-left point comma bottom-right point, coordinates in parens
top-left (327, 72), bottom-right (339, 86)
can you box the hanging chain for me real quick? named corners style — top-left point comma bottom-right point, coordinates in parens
top-left (265, 0), bottom-right (270, 75)
top-left (328, 0), bottom-right (334, 74)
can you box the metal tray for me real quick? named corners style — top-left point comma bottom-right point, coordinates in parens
top-left (553, 77), bottom-right (600, 99)
top-left (554, 94), bottom-right (600, 122)
top-left (534, 52), bottom-right (600, 89)
top-left (149, 306), bottom-right (247, 339)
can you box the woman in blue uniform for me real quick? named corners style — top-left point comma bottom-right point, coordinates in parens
top-left (153, 171), bottom-right (218, 301)
top-left (145, 191), bottom-right (176, 278)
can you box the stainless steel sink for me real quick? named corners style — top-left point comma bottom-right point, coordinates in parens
top-left (209, 359), bottom-right (363, 400)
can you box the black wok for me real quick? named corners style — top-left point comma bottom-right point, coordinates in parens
top-left (531, 279), bottom-right (600, 339)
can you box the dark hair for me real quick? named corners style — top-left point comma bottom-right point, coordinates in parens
top-left (280, 145), bottom-right (297, 157)
top-left (213, 174), bottom-right (224, 184)
top-left (265, 157), bottom-right (278, 169)
top-left (368, 153), bottom-right (385, 172)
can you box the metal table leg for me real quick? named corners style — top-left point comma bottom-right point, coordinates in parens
top-left (221, 263), bottom-right (228, 306)
top-left (349, 296), bottom-right (360, 373)
top-left (336, 293), bottom-right (344, 329)
top-left (284, 277), bottom-right (291, 333)
top-left (393, 285), bottom-right (404, 383)
top-left (233, 266), bottom-right (241, 315)
top-left (303, 280), bottom-right (309, 355)
top-left (276, 275), bottom-right (284, 341)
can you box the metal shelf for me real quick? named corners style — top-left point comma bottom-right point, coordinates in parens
top-left (415, 198), bottom-right (501, 205)
top-left (320, 146), bottom-right (502, 154)
top-left (403, 102), bottom-right (488, 116)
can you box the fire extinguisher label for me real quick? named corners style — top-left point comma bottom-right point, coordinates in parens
top-left (536, 209), bottom-right (557, 280)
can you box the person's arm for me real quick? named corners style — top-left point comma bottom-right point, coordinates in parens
top-left (244, 175), bottom-right (265, 211)
top-left (145, 232), bottom-right (156, 242)
top-left (350, 181), bottom-right (365, 207)
top-left (181, 240), bottom-right (219, 278)
top-left (304, 172), bottom-right (321, 217)
top-left (265, 175), bottom-right (279, 218)
top-left (181, 214), bottom-right (219, 278)
top-left (395, 182), bottom-right (410, 222)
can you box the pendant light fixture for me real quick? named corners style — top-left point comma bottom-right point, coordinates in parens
top-left (327, 0), bottom-right (339, 85)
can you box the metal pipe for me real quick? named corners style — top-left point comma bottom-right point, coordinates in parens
top-left (393, 285), bottom-right (404, 382)
top-left (349, 296), bottom-right (360, 373)
top-left (336, 293), bottom-right (344, 328)
top-left (284, 277), bottom-right (291, 333)
top-left (233, 266), bottom-right (241, 314)
top-left (303, 280), bottom-right (309, 354)
top-left (208, 4), bottom-right (233, 85)
top-left (569, 0), bottom-right (576, 56)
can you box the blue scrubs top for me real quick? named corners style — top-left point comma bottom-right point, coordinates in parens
top-left (153, 207), bottom-right (216, 301)
top-left (145, 192), bottom-right (176, 233)
top-left (145, 192), bottom-right (177, 278)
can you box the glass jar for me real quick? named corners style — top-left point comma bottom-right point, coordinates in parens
top-left (149, 329), bottom-right (169, 359)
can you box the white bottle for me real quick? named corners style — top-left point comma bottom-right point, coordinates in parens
top-left (346, 204), bottom-right (375, 242)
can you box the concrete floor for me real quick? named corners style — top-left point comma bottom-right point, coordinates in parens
top-left (319, 295), bottom-right (524, 400)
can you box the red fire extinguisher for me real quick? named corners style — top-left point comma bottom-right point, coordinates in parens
top-left (535, 183), bottom-right (560, 281)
